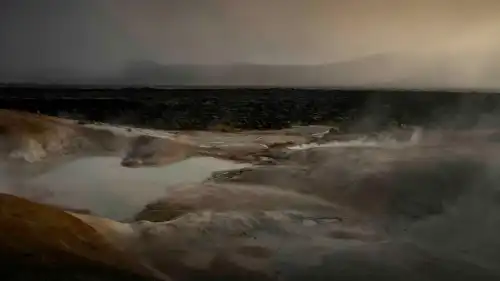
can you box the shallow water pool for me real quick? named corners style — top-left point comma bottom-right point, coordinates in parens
top-left (21, 156), bottom-right (251, 220)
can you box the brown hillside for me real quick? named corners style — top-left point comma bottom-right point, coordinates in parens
top-left (0, 110), bottom-right (126, 165)
top-left (0, 193), bottom-right (160, 280)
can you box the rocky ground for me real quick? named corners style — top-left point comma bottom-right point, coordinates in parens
top-left (2, 109), bottom-right (500, 280)
top-left (3, 87), bottom-right (500, 131)
top-left (0, 109), bottom-right (313, 177)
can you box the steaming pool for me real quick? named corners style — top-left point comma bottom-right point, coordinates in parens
top-left (19, 156), bottom-right (251, 220)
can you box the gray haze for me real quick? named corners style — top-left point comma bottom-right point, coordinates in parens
top-left (2, 0), bottom-right (500, 88)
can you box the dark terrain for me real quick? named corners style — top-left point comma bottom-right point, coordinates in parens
top-left (2, 85), bottom-right (500, 131)
top-left (4, 85), bottom-right (500, 281)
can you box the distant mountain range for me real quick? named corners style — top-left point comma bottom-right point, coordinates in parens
top-left (0, 54), bottom-right (413, 87)
top-left (3, 52), bottom-right (500, 90)
top-left (117, 54), bottom-right (413, 87)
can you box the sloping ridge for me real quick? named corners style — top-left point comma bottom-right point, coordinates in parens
top-left (0, 109), bottom-right (130, 180)
top-left (0, 193), bottom-right (161, 280)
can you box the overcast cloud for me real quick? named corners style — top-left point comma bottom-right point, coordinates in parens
top-left (1, 0), bottom-right (500, 87)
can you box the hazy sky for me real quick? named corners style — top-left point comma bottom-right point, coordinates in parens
top-left (1, 0), bottom-right (500, 86)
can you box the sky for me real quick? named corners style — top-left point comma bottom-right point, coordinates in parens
top-left (1, 0), bottom-right (500, 87)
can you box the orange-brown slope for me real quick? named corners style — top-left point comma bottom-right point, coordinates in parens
top-left (0, 110), bottom-right (129, 183)
top-left (0, 193), bottom-right (162, 281)
top-left (0, 109), bottom-right (126, 161)
top-left (0, 109), bottom-right (70, 133)
top-left (0, 109), bottom-right (79, 153)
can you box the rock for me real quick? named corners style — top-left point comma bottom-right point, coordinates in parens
top-left (121, 133), bottom-right (295, 168)
top-left (125, 209), bottom-right (499, 281)
top-left (121, 135), bottom-right (195, 167)
top-left (134, 182), bottom-right (341, 222)
top-left (128, 210), bottom-right (385, 281)
top-left (208, 166), bottom-right (309, 187)
top-left (315, 127), bottom-right (421, 145)
top-left (208, 146), bottom-right (493, 224)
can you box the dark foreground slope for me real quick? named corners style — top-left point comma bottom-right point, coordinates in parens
top-left (0, 194), bottom-right (163, 281)
top-left (2, 86), bottom-right (500, 131)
